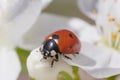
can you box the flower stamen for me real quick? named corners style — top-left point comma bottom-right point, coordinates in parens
top-left (108, 18), bottom-right (115, 22)
top-left (92, 9), bottom-right (97, 14)
top-left (111, 32), bottom-right (116, 40)
top-left (117, 22), bottom-right (120, 28)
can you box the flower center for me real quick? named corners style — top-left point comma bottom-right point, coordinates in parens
top-left (97, 18), bottom-right (120, 51)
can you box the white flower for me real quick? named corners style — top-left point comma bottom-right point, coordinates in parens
top-left (0, 0), bottom-right (51, 80)
top-left (27, 48), bottom-right (75, 80)
top-left (0, 47), bottom-right (20, 80)
top-left (76, 0), bottom-right (120, 78)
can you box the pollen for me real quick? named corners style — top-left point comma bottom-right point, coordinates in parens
top-left (108, 18), bottom-right (115, 22)
top-left (117, 22), bottom-right (120, 27)
top-left (118, 29), bottom-right (120, 32)
top-left (92, 9), bottom-right (97, 14)
top-left (111, 33), bottom-right (117, 40)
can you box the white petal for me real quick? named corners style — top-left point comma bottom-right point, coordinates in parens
top-left (18, 15), bottom-right (100, 50)
top-left (18, 13), bottom-right (70, 50)
top-left (0, 47), bottom-right (21, 80)
top-left (80, 27), bottom-right (100, 44)
top-left (27, 48), bottom-right (74, 80)
top-left (68, 18), bottom-right (94, 31)
top-left (97, 0), bottom-right (120, 19)
top-left (68, 18), bottom-right (100, 44)
top-left (77, 0), bottom-right (98, 20)
top-left (3, 0), bottom-right (51, 44)
top-left (0, 24), bottom-right (15, 47)
top-left (79, 69), bottom-right (105, 80)
top-left (63, 42), bottom-right (120, 78)
top-left (0, 0), bottom-right (51, 21)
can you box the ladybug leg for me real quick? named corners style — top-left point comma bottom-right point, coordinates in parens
top-left (51, 54), bottom-right (59, 67)
top-left (63, 54), bottom-right (72, 60)
top-left (72, 52), bottom-right (79, 57)
top-left (51, 59), bottom-right (55, 67)
top-left (40, 58), bottom-right (44, 62)
top-left (55, 54), bottom-right (59, 61)
top-left (76, 52), bottom-right (79, 54)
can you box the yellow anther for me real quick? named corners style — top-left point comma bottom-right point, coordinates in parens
top-left (108, 18), bottom-right (115, 22)
top-left (118, 30), bottom-right (120, 32)
top-left (117, 22), bottom-right (120, 27)
top-left (92, 9), bottom-right (97, 14)
top-left (111, 33), bottom-right (116, 40)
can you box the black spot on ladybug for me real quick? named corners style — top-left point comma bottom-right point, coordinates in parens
top-left (67, 46), bottom-right (73, 50)
top-left (69, 33), bottom-right (73, 38)
top-left (69, 46), bottom-right (72, 49)
top-left (52, 35), bottom-right (59, 39)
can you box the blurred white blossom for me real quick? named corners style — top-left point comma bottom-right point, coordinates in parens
top-left (76, 0), bottom-right (120, 79)
top-left (0, 0), bottom-right (51, 80)
top-left (96, 0), bottom-right (120, 50)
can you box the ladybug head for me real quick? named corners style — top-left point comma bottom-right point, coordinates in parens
top-left (40, 39), bottom-right (60, 59)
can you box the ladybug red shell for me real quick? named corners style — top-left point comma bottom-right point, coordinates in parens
top-left (45, 29), bottom-right (81, 54)
top-left (39, 29), bottom-right (81, 67)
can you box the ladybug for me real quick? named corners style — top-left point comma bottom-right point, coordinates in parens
top-left (39, 29), bottom-right (81, 67)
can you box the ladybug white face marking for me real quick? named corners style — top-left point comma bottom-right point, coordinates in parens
top-left (54, 39), bottom-right (58, 44)
top-left (48, 36), bottom-right (52, 39)
top-left (50, 50), bottom-right (57, 56)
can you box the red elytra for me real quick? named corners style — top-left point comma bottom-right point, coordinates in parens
top-left (45, 29), bottom-right (81, 54)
